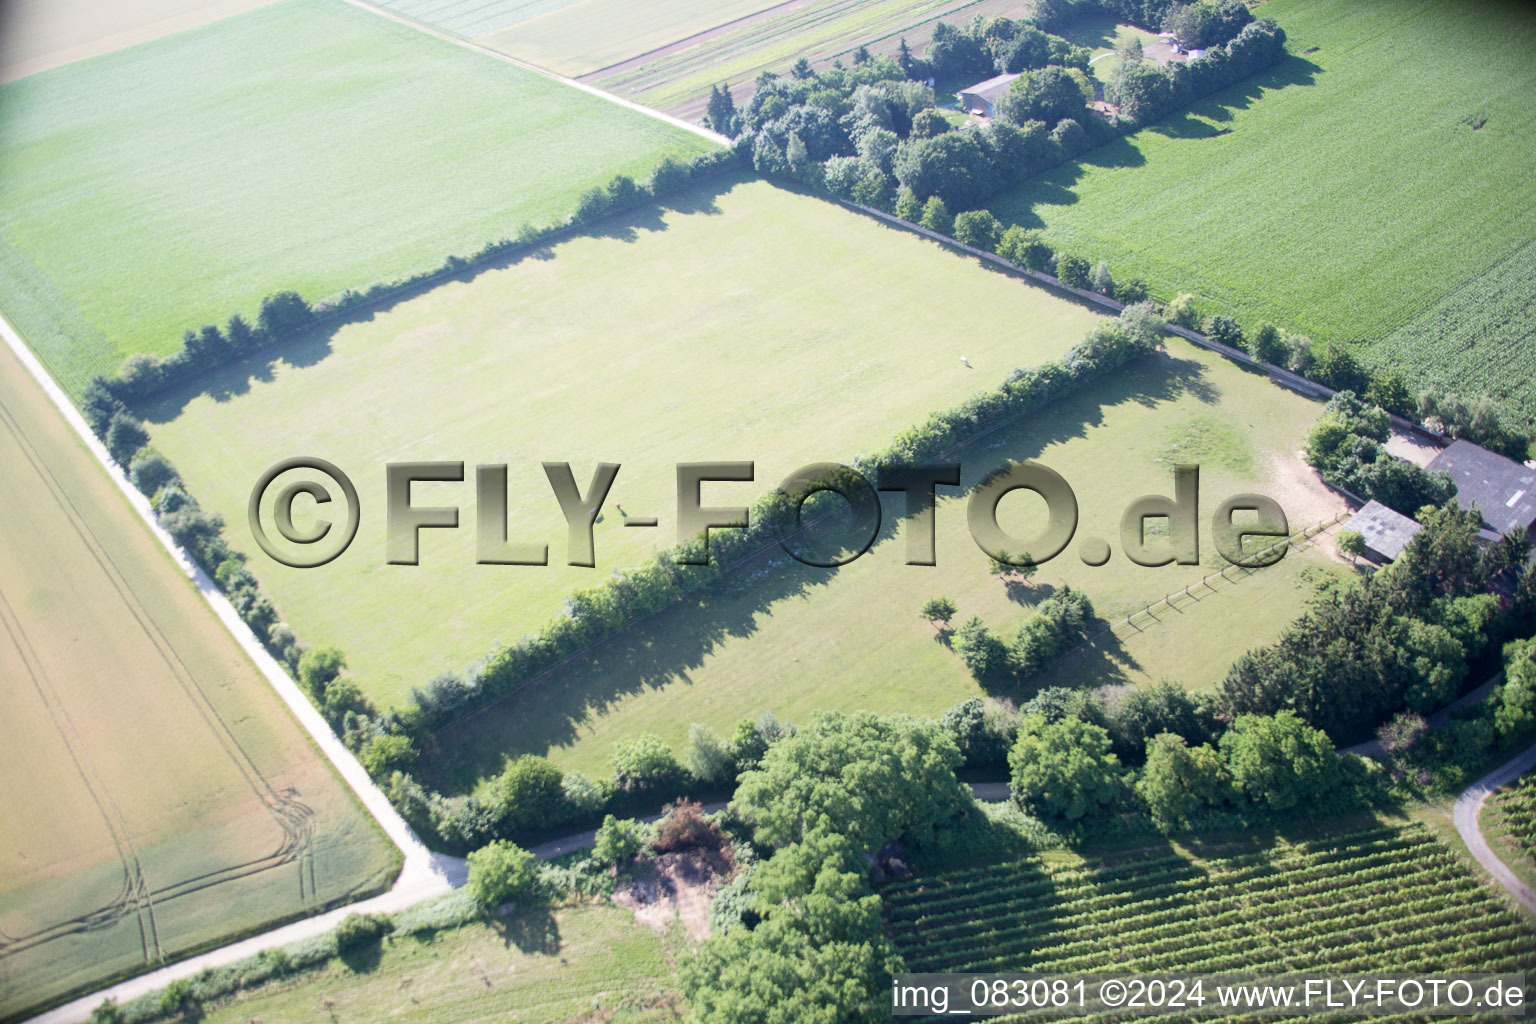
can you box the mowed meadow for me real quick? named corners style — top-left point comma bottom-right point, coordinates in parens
top-left (144, 179), bottom-right (1108, 709)
top-left (0, 344), bottom-right (396, 1019)
top-left (0, 0), bottom-right (715, 395)
top-left (433, 334), bottom-right (1348, 785)
top-left (990, 0), bottom-right (1536, 414)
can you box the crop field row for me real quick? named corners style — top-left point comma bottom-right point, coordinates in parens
top-left (370, 0), bottom-right (781, 77)
top-left (1486, 771), bottom-right (1536, 871)
top-left (1369, 237), bottom-right (1536, 433)
top-left (0, 342), bottom-right (395, 1020)
top-left (884, 822), bottom-right (1536, 1001)
top-left (584, 0), bottom-right (1031, 117)
top-left (990, 0), bottom-right (1536, 421)
top-left (0, 0), bottom-right (715, 396)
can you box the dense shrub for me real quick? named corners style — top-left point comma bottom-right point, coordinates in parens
top-left (466, 840), bottom-right (541, 909)
top-left (333, 912), bottom-right (393, 951)
top-left (610, 733), bottom-right (685, 794)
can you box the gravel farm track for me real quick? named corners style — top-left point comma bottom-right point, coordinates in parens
top-left (1454, 745), bottom-right (1536, 916)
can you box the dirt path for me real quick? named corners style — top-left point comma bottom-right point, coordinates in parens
top-left (1453, 743), bottom-right (1536, 915)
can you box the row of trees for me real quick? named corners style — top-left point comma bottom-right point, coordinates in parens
top-left (1008, 708), bottom-right (1361, 831)
top-left (93, 151), bottom-right (736, 406)
top-left (949, 586), bottom-right (1097, 682)
top-left (349, 304), bottom-right (1168, 820)
top-left (388, 714), bottom-right (795, 854)
top-left (1419, 387), bottom-right (1530, 460)
top-left (81, 385), bottom-right (315, 678)
top-left (1105, 18), bottom-right (1286, 125)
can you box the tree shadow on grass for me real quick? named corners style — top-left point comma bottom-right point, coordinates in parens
top-left (132, 174), bottom-right (748, 423)
top-left (492, 907), bottom-right (561, 956)
top-left (338, 939), bottom-right (385, 974)
top-left (425, 354), bottom-right (1218, 793)
top-left (993, 55), bottom-right (1321, 228)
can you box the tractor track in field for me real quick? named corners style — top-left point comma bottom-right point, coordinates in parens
top-left (1, 311), bottom-right (456, 1024)
top-left (0, 390), bottom-right (321, 971)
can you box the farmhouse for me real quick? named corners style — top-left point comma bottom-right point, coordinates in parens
top-left (1425, 439), bottom-right (1536, 542)
top-left (1343, 499), bottom-right (1422, 563)
top-left (958, 72), bottom-right (1019, 117)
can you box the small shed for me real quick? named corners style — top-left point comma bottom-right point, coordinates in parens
top-left (1343, 500), bottom-right (1422, 563)
top-left (958, 72), bottom-right (1020, 118)
top-left (1426, 439), bottom-right (1536, 542)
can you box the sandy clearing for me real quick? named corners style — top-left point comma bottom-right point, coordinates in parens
top-left (1266, 449), bottom-right (1349, 527)
top-left (0, 0), bottom-right (280, 83)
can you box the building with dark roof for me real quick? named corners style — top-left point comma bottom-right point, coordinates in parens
top-left (958, 72), bottom-right (1020, 117)
top-left (1343, 499), bottom-right (1422, 563)
top-left (1426, 439), bottom-right (1536, 541)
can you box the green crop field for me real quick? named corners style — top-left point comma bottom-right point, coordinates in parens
top-left (0, 0), bottom-right (716, 397)
top-left (0, 343), bottom-right (397, 1020)
top-left (1370, 238), bottom-right (1536, 432)
top-left (885, 820), bottom-right (1536, 994)
top-left (431, 333), bottom-right (1350, 787)
top-left (197, 903), bottom-right (682, 1023)
top-left (145, 178), bottom-right (1106, 710)
top-left (990, 0), bottom-right (1536, 419)
top-left (585, 0), bottom-right (1033, 118)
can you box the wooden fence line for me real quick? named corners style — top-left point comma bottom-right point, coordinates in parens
top-left (1054, 508), bottom-right (1353, 662)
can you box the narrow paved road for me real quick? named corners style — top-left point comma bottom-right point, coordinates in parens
top-left (1452, 744), bottom-right (1536, 915)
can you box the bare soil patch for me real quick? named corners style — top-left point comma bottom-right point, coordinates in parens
top-left (1266, 449), bottom-right (1349, 527)
top-left (611, 848), bottom-right (734, 941)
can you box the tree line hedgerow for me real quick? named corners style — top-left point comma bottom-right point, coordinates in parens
top-left (74, 150), bottom-right (738, 758)
top-left (94, 150), bottom-right (737, 406)
top-left (384, 304), bottom-right (1168, 852)
top-left (101, 624), bottom-right (1536, 1022)
top-left (82, 291), bottom-right (1168, 856)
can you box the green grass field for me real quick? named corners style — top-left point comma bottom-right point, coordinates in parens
top-left (198, 903), bottom-right (683, 1023)
top-left (145, 179), bottom-right (1107, 709)
top-left (1371, 237), bottom-right (1536, 432)
top-left (0, 0), bottom-right (715, 396)
top-left (0, 343), bottom-right (397, 1020)
top-left (431, 334), bottom-right (1349, 787)
top-left (990, 0), bottom-right (1536, 418)
top-left (885, 819), bottom-right (1536, 989)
